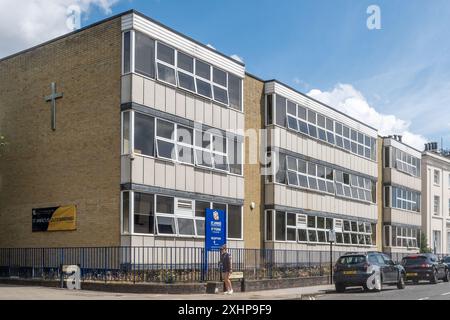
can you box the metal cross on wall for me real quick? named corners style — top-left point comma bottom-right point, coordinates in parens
top-left (44, 82), bottom-right (63, 131)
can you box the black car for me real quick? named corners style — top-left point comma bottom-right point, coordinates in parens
top-left (401, 254), bottom-right (449, 284)
top-left (442, 256), bottom-right (450, 268)
top-left (333, 252), bottom-right (406, 292)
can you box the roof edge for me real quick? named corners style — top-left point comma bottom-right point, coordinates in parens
top-left (264, 79), bottom-right (378, 132)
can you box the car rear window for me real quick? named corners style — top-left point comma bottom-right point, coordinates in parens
top-left (402, 256), bottom-right (427, 266)
top-left (338, 255), bottom-right (366, 265)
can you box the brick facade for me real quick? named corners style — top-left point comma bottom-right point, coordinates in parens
top-left (0, 17), bottom-right (122, 247)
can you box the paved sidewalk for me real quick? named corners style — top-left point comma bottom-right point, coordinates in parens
top-left (0, 283), bottom-right (334, 300)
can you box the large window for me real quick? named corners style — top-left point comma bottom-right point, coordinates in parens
top-left (385, 186), bottom-right (421, 212)
top-left (282, 155), bottom-right (375, 203)
top-left (122, 191), bottom-right (242, 239)
top-left (270, 93), bottom-right (377, 161)
top-left (385, 225), bottom-right (420, 248)
top-left (384, 146), bottom-right (420, 177)
top-left (135, 31), bottom-right (155, 78)
top-left (434, 195), bottom-right (440, 215)
top-left (124, 111), bottom-right (243, 175)
top-left (267, 210), bottom-right (375, 246)
top-left (434, 170), bottom-right (440, 185)
top-left (128, 31), bottom-right (243, 110)
top-left (134, 193), bottom-right (154, 234)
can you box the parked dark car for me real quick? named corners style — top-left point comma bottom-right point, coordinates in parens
top-left (401, 254), bottom-right (449, 284)
top-left (441, 256), bottom-right (450, 268)
top-left (333, 252), bottom-right (406, 293)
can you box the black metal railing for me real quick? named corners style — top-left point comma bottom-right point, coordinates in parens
top-left (0, 247), bottom-right (447, 284)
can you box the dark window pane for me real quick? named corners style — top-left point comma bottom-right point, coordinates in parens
top-left (156, 119), bottom-right (174, 139)
top-left (213, 86), bottom-right (228, 105)
top-left (195, 201), bottom-right (210, 217)
top-left (157, 140), bottom-right (176, 159)
top-left (177, 52), bottom-right (193, 72)
top-left (134, 193), bottom-right (154, 234)
top-left (178, 72), bottom-right (196, 92)
top-left (298, 229), bottom-right (308, 242)
top-left (156, 195), bottom-right (174, 214)
top-left (157, 216), bottom-right (176, 234)
top-left (228, 138), bottom-right (242, 175)
top-left (266, 211), bottom-right (273, 240)
top-left (135, 32), bottom-right (155, 78)
top-left (196, 78), bottom-right (212, 97)
top-left (157, 63), bottom-right (176, 85)
top-left (134, 113), bottom-right (155, 156)
top-left (196, 220), bottom-right (205, 236)
top-left (123, 31), bottom-right (131, 73)
top-left (157, 42), bottom-right (175, 65)
top-left (298, 105), bottom-right (306, 119)
top-left (229, 74), bottom-right (242, 111)
top-left (308, 230), bottom-right (317, 242)
top-left (178, 218), bottom-right (195, 235)
top-left (287, 101), bottom-right (296, 115)
top-left (308, 124), bottom-right (317, 138)
top-left (195, 150), bottom-right (213, 167)
top-left (213, 68), bottom-right (227, 86)
top-left (275, 211), bottom-right (286, 241)
top-left (276, 95), bottom-right (286, 127)
top-left (228, 205), bottom-right (242, 239)
top-left (298, 120), bottom-right (308, 134)
top-left (195, 60), bottom-right (211, 79)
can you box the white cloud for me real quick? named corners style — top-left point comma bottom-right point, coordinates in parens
top-left (0, 0), bottom-right (118, 58)
top-left (307, 84), bottom-right (427, 151)
top-left (230, 54), bottom-right (244, 63)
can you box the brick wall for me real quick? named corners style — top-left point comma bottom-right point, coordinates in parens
top-left (243, 74), bottom-right (265, 249)
top-left (0, 17), bottom-right (122, 247)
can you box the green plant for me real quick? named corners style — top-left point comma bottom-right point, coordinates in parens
top-left (420, 232), bottom-right (432, 253)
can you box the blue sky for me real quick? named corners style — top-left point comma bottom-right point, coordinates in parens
top-left (1, 0), bottom-right (449, 150)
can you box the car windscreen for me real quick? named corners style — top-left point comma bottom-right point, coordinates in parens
top-left (444, 257), bottom-right (450, 263)
top-left (338, 255), bottom-right (366, 265)
top-left (401, 256), bottom-right (427, 266)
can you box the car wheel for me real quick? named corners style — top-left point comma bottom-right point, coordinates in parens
top-left (397, 273), bottom-right (406, 289)
top-left (444, 269), bottom-right (449, 283)
top-left (430, 269), bottom-right (438, 284)
top-left (412, 279), bottom-right (419, 285)
top-left (335, 283), bottom-right (346, 293)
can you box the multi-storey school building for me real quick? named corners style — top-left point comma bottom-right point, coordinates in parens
top-left (381, 136), bottom-right (422, 254)
top-left (261, 81), bottom-right (380, 252)
top-left (421, 144), bottom-right (450, 254)
top-left (0, 9), bottom-right (433, 254)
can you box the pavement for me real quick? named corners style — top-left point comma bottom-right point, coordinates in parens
top-left (0, 283), bottom-right (334, 300)
top-left (2, 280), bottom-right (450, 300)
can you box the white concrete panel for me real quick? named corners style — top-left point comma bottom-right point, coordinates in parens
top-left (204, 172), bottom-right (213, 195)
top-left (121, 155), bottom-right (131, 184)
top-left (221, 175), bottom-right (228, 198)
top-left (132, 155), bottom-right (144, 184)
top-left (132, 74), bottom-right (144, 105)
top-left (154, 160), bottom-right (166, 187)
top-left (143, 78), bottom-right (155, 107)
top-left (175, 163), bottom-right (186, 190)
top-left (204, 101), bottom-right (213, 126)
top-left (185, 165), bottom-right (195, 192)
top-left (229, 110), bottom-right (237, 131)
top-left (121, 75), bottom-right (131, 103)
top-left (221, 107), bottom-right (229, 131)
top-left (236, 112), bottom-right (244, 131)
top-left (143, 157), bottom-right (155, 186)
top-left (195, 99), bottom-right (204, 123)
top-left (185, 95), bottom-right (195, 121)
top-left (175, 91), bottom-right (186, 118)
top-left (212, 104), bottom-right (222, 128)
top-left (212, 172), bottom-right (221, 196)
top-left (165, 162), bottom-right (176, 189)
top-left (194, 170), bottom-right (204, 193)
top-left (165, 86), bottom-right (176, 114)
top-left (236, 177), bottom-right (244, 199)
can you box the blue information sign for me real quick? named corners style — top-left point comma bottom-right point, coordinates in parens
top-left (205, 208), bottom-right (226, 251)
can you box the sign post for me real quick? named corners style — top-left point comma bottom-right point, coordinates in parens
top-left (203, 208), bottom-right (226, 282)
top-left (328, 229), bottom-right (336, 284)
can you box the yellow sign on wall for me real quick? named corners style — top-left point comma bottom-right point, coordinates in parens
top-left (32, 205), bottom-right (77, 232)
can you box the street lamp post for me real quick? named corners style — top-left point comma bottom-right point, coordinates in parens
top-left (328, 229), bottom-right (336, 285)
